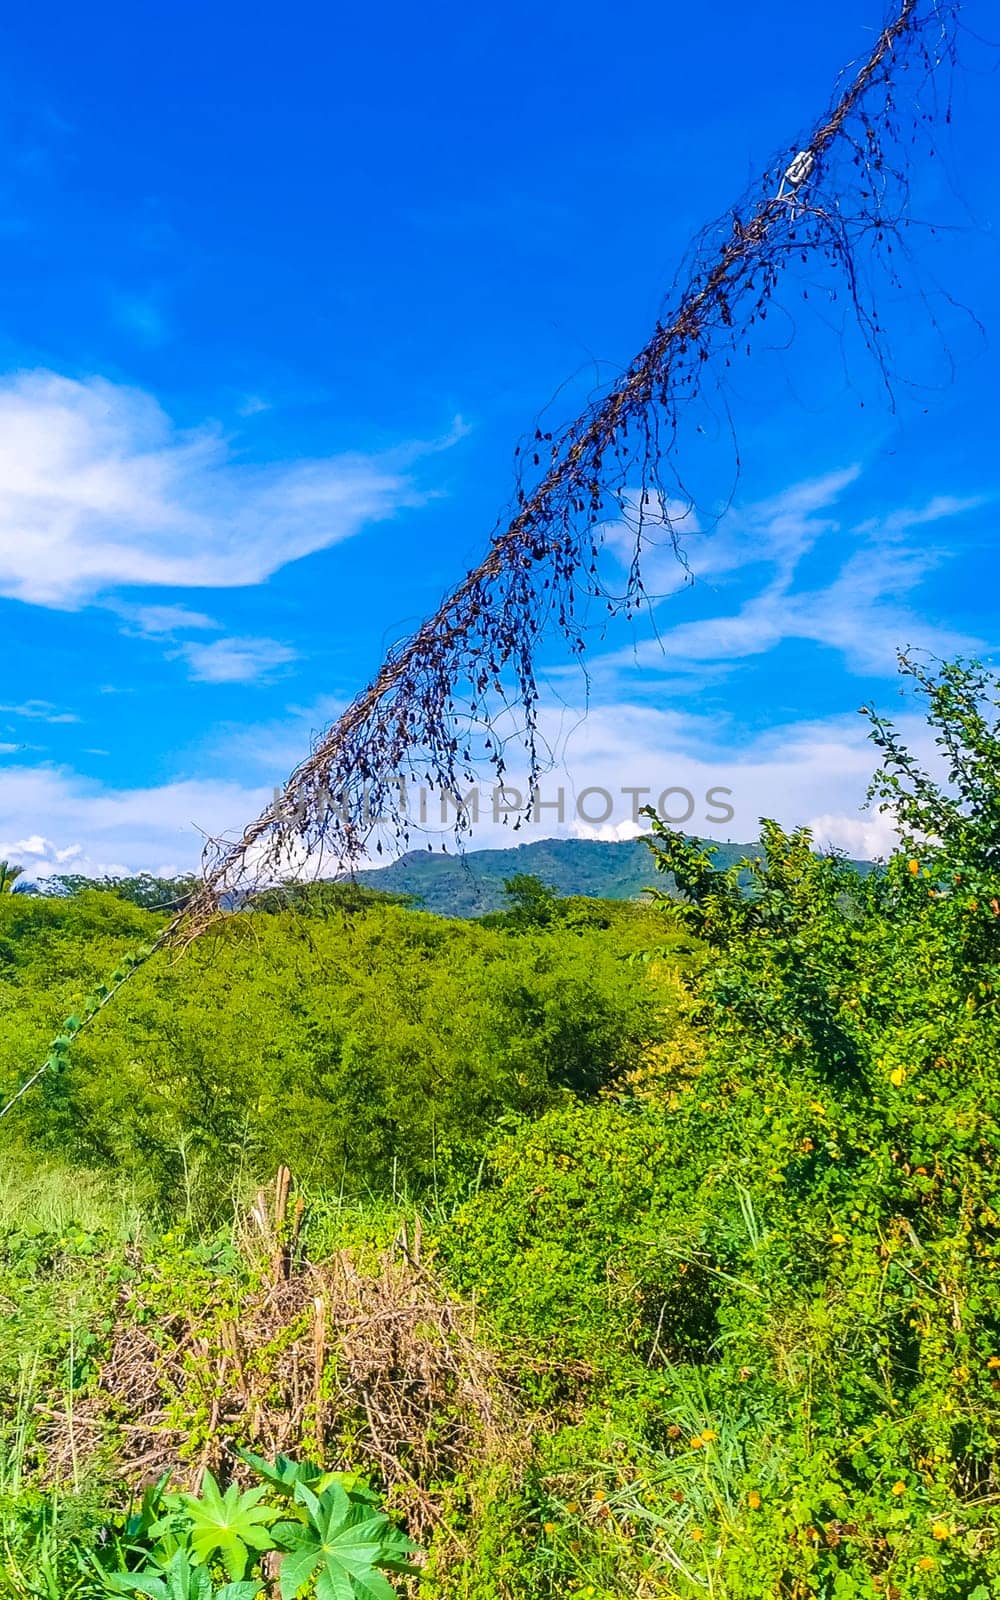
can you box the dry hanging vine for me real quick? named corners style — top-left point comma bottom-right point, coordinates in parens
top-left (176, 0), bottom-right (961, 934)
top-left (0, 0), bottom-right (967, 1120)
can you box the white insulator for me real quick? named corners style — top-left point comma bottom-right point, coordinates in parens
top-left (784, 149), bottom-right (816, 188)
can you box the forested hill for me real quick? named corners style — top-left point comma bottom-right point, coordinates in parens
top-left (359, 834), bottom-right (873, 916)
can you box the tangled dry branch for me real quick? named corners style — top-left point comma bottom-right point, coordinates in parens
top-left (170, 0), bottom-right (959, 935)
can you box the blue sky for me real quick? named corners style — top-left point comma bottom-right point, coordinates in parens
top-left (0, 0), bottom-right (996, 878)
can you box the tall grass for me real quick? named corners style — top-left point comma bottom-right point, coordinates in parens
top-left (0, 1157), bottom-right (152, 1241)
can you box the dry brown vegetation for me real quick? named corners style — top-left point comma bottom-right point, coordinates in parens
top-left (40, 1172), bottom-right (553, 1549)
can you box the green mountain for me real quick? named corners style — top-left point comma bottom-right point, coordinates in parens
top-left (361, 834), bottom-right (757, 917)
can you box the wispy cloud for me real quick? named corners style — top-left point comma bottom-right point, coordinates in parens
top-left (110, 602), bottom-right (295, 684)
top-left (0, 370), bottom-right (449, 607)
top-left (856, 494), bottom-right (985, 538)
top-left (0, 698), bottom-right (79, 723)
top-left (237, 395), bottom-right (271, 418)
top-left (629, 536), bottom-right (981, 679)
top-left (110, 289), bottom-right (171, 347)
top-left (600, 466), bottom-right (863, 600)
top-left (176, 635), bottom-right (299, 685)
top-left (114, 602), bottom-right (222, 637)
top-left (589, 474), bottom-right (986, 684)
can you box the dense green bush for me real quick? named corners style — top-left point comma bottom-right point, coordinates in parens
top-left (435, 656), bottom-right (1000, 1595)
top-left (0, 893), bottom-right (683, 1205)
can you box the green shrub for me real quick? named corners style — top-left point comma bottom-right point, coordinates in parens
top-left (435, 656), bottom-right (1000, 1593)
top-left (1, 901), bottom-right (683, 1205)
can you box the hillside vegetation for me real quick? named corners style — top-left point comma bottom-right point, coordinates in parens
top-left (1, 655), bottom-right (999, 1599)
top-left (343, 836), bottom-right (873, 919)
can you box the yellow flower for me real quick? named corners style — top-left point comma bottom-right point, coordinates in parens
top-left (891, 1481), bottom-right (906, 1497)
top-left (987, 1356), bottom-right (1000, 1370)
top-left (931, 1521), bottom-right (949, 1541)
top-left (690, 1527), bottom-right (704, 1542)
top-left (701, 1428), bottom-right (718, 1442)
top-left (889, 1065), bottom-right (906, 1087)
top-left (689, 1435), bottom-right (704, 1449)
top-left (592, 1490), bottom-right (606, 1503)
top-left (748, 1490), bottom-right (762, 1510)
top-left (916, 1556), bottom-right (935, 1572)
top-left (565, 1501), bottom-right (579, 1514)
top-left (831, 1231), bottom-right (847, 1245)
top-left (908, 858), bottom-right (920, 875)
top-left (543, 1522), bottom-right (556, 1535)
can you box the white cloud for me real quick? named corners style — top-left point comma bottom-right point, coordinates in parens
top-left (356, 699), bottom-right (930, 861)
top-left (601, 466), bottom-right (862, 600)
top-left (110, 596), bottom-right (298, 685)
top-left (0, 370), bottom-right (438, 607)
top-left (0, 699), bottom-right (79, 723)
top-left (0, 764), bottom-right (270, 881)
top-left (0, 834), bottom-right (85, 866)
top-left (641, 542), bottom-right (980, 678)
top-left (0, 694), bottom-right (934, 887)
top-left (116, 603), bottom-right (221, 636)
top-left (590, 482), bottom-right (985, 684)
top-left (177, 635), bottom-right (298, 684)
top-left (806, 812), bottom-right (901, 860)
top-left (856, 494), bottom-right (985, 538)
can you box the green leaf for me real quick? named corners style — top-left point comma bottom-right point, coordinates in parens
top-left (236, 1446), bottom-right (323, 1498)
top-left (102, 1578), bottom-right (169, 1600)
top-left (351, 1572), bottom-right (400, 1600)
top-left (127, 1473), bottom-right (173, 1539)
top-left (277, 1480), bottom-right (415, 1600)
top-left (277, 1537), bottom-right (319, 1600)
top-left (315, 1568), bottom-right (355, 1600)
top-left (175, 1470), bottom-right (278, 1582)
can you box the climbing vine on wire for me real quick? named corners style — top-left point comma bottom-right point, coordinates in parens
top-left (175, 0), bottom-right (961, 935)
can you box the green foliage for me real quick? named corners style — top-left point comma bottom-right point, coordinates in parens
top-left (248, 881), bottom-right (414, 916)
top-left (353, 836), bottom-right (771, 918)
top-left (480, 873), bottom-right (563, 929)
top-left (97, 1547), bottom-right (260, 1599)
top-left (153, 1473), bottom-right (278, 1581)
top-left (0, 896), bottom-right (680, 1203)
top-left (80, 1455), bottom-right (414, 1600)
top-left (272, 1479), bottom-right (418, 1600)
top-left (0, 862), bottom-right (25, 896)
top-left (46, 875), bottom-right (200, 913)
top-left (445, 1098), bottom-right (715, 1380)
top-left (232, 1450), bottom-right (373, 1504)
top-left (436, 657), bottom-right (1000, 1594)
